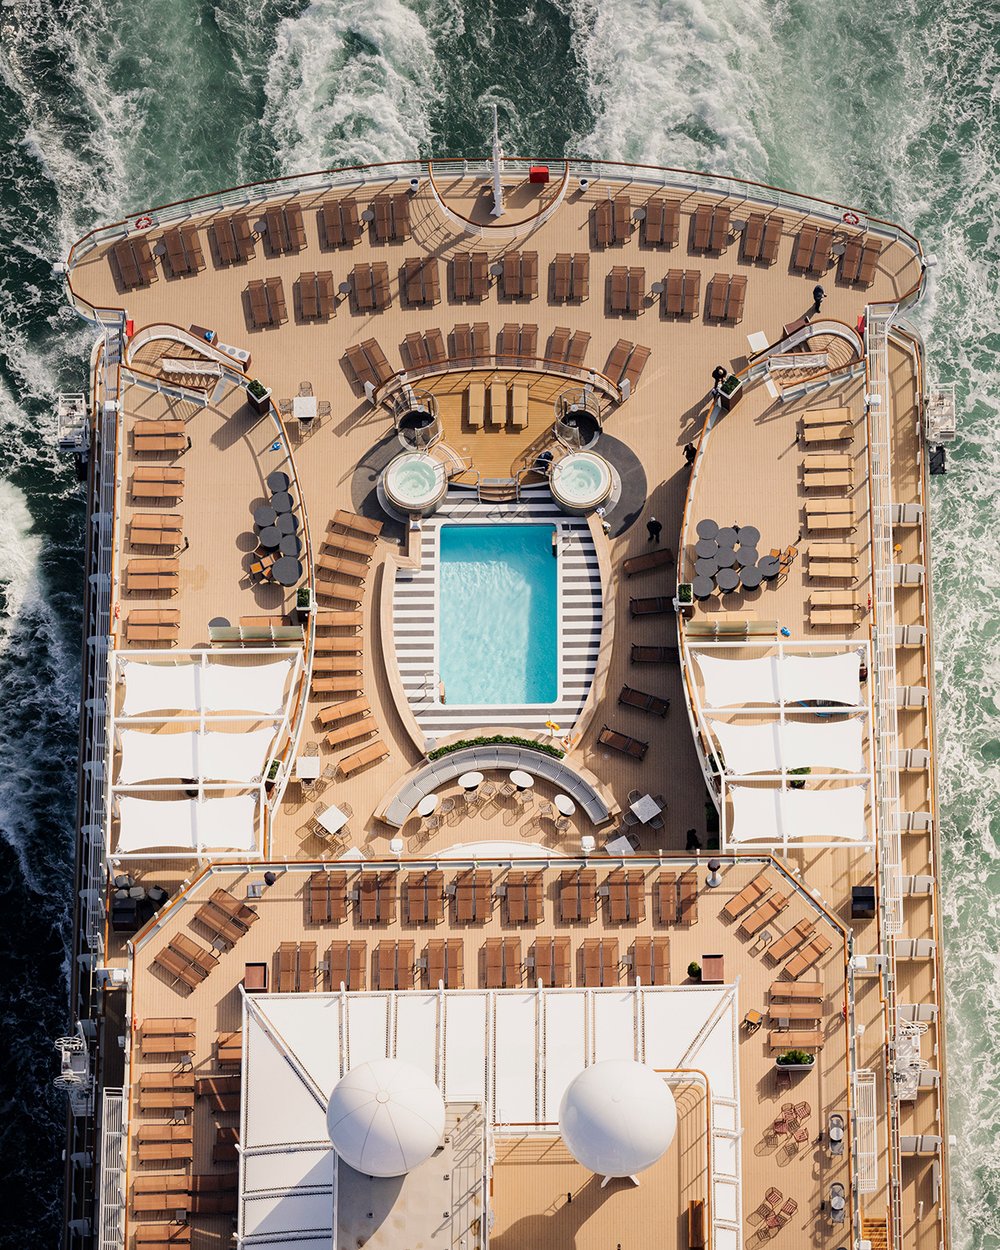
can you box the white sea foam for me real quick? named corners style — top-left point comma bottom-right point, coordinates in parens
top-left (262, 0), bottom-right (438, 173)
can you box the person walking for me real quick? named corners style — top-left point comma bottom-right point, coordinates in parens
top-left (684, 443), bottom-right (696, 465)
top-left (647, 516), bottom-right (662, 543)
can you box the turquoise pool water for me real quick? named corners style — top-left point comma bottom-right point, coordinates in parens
top-left (439, 524), bottom-right (558, 705)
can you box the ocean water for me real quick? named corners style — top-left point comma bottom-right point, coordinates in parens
top-left (0, 0), bottom-right (996, 1244)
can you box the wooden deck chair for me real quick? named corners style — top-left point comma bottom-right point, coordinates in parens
top-left (664, 269), bottom-right (684, 315)
top-left (709, 273), bottom-right (729, 319)
top-left (857, 239), bottom-right (882, 286)
top-left (451, 323), bottom-right (473, 360)
top-left (571, 252), bottom-right (590, 298)
top-left (792, 224), bottom-right (818, 271)
top-left (548, 325), bottom-right (571, 362)
top-left (760, 214), bottom-right (783, 263)
top-left (742, 212), bottom-right (765, 262)
top-left (682, 269), bottom-right (701, 315)
top-left (488, 381), bottom-right (507, 428)
top-left (692, 203), bottom-right (712, 250)
top-left (710, 205), bottom-right (731, 250)
top-left (726, 274), bottom-right (747, 321)
top-left (566, 330), bottom-right (590, 367)
top-left (613, 194), bottom-right (632, 241)
top-left (621, 344), bottom-right (650, 392)
top-left (509, 384), bottom-right (528, 431)
top-left (466, 380), bottom-right (485, 430)
top-left (606, 339), bottom-right (632, 383)
top-left (472, 321), bottom-right (490, 358)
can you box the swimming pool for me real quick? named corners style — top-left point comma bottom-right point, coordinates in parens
top-left (439, 523), bottom-right (558, 705)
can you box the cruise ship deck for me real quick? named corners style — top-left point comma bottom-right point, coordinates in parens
top-left (60, 157), bottom-right (950, 1250)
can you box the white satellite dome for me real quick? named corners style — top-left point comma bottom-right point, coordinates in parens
top-left (558, 1060), bottom-right (676, 1177)
top-left (326, 1058), bottom-right (445, 1177)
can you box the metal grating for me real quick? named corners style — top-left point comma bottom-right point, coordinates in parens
top-left (95, 1088), bottom-right (126, 1250)
top-left (853, 1069), bottom-right (879, 1193)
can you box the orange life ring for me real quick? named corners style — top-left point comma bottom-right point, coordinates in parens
top-left (134, 215), bottom-right (153, 230)
top-left (842, 211), bottom-right (860, 226)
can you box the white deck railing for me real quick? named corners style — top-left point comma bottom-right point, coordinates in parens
top-left (852, 1069), bottom-right (879, 1193)
top-left (96, 1087), bottom-right (126, 1250)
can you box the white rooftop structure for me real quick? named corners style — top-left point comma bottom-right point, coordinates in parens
top-left (239, 981), bottom-right (744, 1250)
top-left (326, 1058), bottom-right (445, 1177)
top-left (559, 1059), bottom-right (677, 1179)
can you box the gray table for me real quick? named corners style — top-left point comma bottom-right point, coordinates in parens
top-left (692, 576), bottom-right (715, 600)
top-left (258, 526), bottom-right (281, 549)
top-left (716, 568), bottom-right (739, 593)
top-left (715, 545), bottom-right (737, 568)
top-left (272, 556), bottom-right (303, 586)
top-left (737, 524), bottom-right (760, 545)
top-left (717, 526), bottom-right (738, 547)
top-left (271, 490), bottom-right (294, 513)
top-left (758, 555), bottom-right (781, 579)
top-left (266, 470), bottom-right (290, 492)
top-left (253, 505), bottom-right (277, 528)
top-left (695, 539), bottom-right (719, 560)
top-left (695, 557), bottom-right (718, 577)
top-left (736, 546), bottom-right (759, 566)
top-left (740, 565), bottom-right (763, 589)
top-left (696, 519), bottom-right (719, 540)
top-left (277, 512), bottom-right (299, 535)
top-left (279, 534), bottom-right (302, 557)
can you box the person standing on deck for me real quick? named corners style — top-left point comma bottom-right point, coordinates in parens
top-left (647, 517), bottom-right (662, 543)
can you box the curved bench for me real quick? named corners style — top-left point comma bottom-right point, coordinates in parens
top-left (375, 745), bottom-right (615, 828)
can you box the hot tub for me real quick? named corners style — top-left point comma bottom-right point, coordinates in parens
top-left (549, 451), bottom-right (613, 515)
top-left (381, 452), bottom-right (447, 517)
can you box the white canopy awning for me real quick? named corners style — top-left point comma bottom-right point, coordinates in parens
top-left (115, 794), bottom-right (258, 853)
top-left (120, 659), bottom-right (292, 715)
top-left (709, 718), bottom-right (864, 774)
top-left (695, 652), bottom-right (861, 708)
top-left (728, 785), bottom-right (867, 844)
top-left (117, 728), bottom-right (275, 784)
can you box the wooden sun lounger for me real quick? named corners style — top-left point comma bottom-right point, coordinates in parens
top-left (802, 406), bottom-right (852, 428)
top-left (784, 934), bottom-right (833, 978)
top-left (709, 205), bottom-right (731, 250)
top-left (566, 330), bottom-right (590, 367)
top-left (509, 384), bottom-right (528, 430)
top-left (682, 269), bottom-right (700, 315)
top-left (613, 194), bottom-right (632, 241)
top-left (760, 215), bottom-right (783, 263)
top-left (618, 685), bottom-right (669, 717)
top-left (451, 323), bottom-right (473, 360)
top-left (739, 891), bottom-right (790, 936)
top-left (558, 868), bottom-right (596, 923)
top-left (593, 199), bottom-right (613, 247)
top-left (425, 938), bottom-right (464, 988)
top-left (530, 936), bottom-right (571, 987)
top-left (547, 326), bottom-right (571, 362)
top-left (328, 940), bottom-right (366, 990)
top-left (631, 644), bottom-right (679, 664)
top-left (472, 321), bottom-right (490, 357)
top-left (598, 725), bottom-right (648, 759)
top-left (630, 596), bottom-right (671, 616)
top-left (621, 344), bottom-right (650, 391)
top-left (804, 469), bottom-right (853, 489)
top-left (664, 269), bottom-right (684, 315)
top-left (678, 871), bottom-right (698, 925)
top-left (811, 590), bottom-right (862, 608)
top-left (741, 212), bottom-right (765, 262)
top-left (571, 252), bottom-right (590, 299)
top-left (768, 1029), bottom-right (825, 1050)
top-left (499, 323), bottom-right (519, 361)
top-left (606, 338), bottom-right (631, 381)
top-left (792, 224), bottom-right (818, 271)
top-left (466, 380), bottom-right (485, 429)
top-left (582, 937), bottom-right (619, 987)
top-left (721, 872), bottom-right (771, 920)
top-left (803, 423), bottom-right (853, 444)
top-left (610, 266), bottom-right (629, 313)
top-left (726, 274), bottom-right (747, 321)
top-left (504, 871), bottom-right (543, 924)
top-left (554, 253), bottom-right (571, 300)
top-left (339, 738), bottom-right (389, 775)
top-left (769, 1001), bottom-right (821, 1022)
top-left (488, 381), bottom-right (507, 428)
top-left (810, 608), bottom-right (860, 627)
top-left (709, 273), bottom-right (729, 319)
top-left (452, 251), bottom-right (489, 300)
top-left (643, 197), bottom-right (680, 246)
top-left (857, 238), bottom-right (882, 285)
top-left (134, 1226), bottom-right (191, 1246)
top-left (247, 279), bottom-right (270, 327)
top-left (631, 936), bottom-right (670, 985)
top-left (318, 697), bottom-right (370, 726)
top-left (692, 204), bottom-right (712, 250)
top-left (309, 870), bottom-right (348, 923)
top-left (324, 530), bottom-right (375, 558)
top-left (770, 978), bottom-right (823, 1000)
top-left (623, 547), bottom-right (674, 576)
top-left (265, 276), bottom-right (287, 323)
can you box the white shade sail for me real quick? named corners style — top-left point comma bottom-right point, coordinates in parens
top-left (117, 728), bottom-right (275, 784)
top-left (708, 718), bottom-right (864, 774)
top-left (115, 794), bottom-right (258, 853)
top-left (120, 659), bottom-right (292, 715)
top-left (728, 785), bottom-right (867, 843)
top-left (695, 652), bottom-right (861, 708)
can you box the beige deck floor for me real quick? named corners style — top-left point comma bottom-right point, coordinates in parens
top-left (74, 172), bottom-right (949, 1250)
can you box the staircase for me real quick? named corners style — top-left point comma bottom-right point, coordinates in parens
top-left (862, 1216), bottom-right (889, 1250)
top-left (477, 478), bottom-right (518, 503)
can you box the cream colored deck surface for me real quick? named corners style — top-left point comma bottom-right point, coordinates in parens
top-left (75, 170), bottom-right (948, 1250)
top-left (126, 859), bottom-right (850, 1250)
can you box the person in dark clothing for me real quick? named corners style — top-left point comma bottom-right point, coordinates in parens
top-left (647, 517), bottom-right (662, 543)
top-left (684, 443), bottom-right (696, 465)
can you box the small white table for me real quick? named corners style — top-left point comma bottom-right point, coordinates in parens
top-left (416, 794), bottom-right (439, 817)
top-left (296, 756), bottom-right (321, 781)
top-left (746, 330), bottom-right (770, 355)
top-left (316, 804), bottom-right (349, 836)
top-left (605, 833), bottom-right (636, 857)
top-left (554, 794), bottom-right (576, 816)
top-left (293, 395), bottom-right (317, 422)
top-left (389, 836), bottom-right (405, 856)
top-left (630, 793), bottom-right (662, 823)
top-left (829, 1125), bottom-right (845, 1142)
top-left (509, 770), bottom-right (535, 791)
top-left (581, 835), bottom-right (596, 855)
top-left (458, 771), bottom-right (484, 791)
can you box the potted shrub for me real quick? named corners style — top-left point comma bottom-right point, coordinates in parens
top-left (719, 372), bottom-right (743, 413)
top-left (247, 377), bottom-right (272, 415)
top-left (675, 581), bottom-right (694, 613)
top-left (264, 759), bottom-right (281, 793)
top-left (775, 1048), bottom-right (815, 1071)
top-left (789, 766), bottom-right (811, 790)
top-left (687, 961), bottom-right (702, 981)
top-left (296, 586), bottom-right (313, 621)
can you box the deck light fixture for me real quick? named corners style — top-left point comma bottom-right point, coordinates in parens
top-left (706, 858), bottom-right (722, 887)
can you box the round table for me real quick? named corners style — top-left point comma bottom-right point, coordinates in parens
top-left (740, 565), bottom-right (763, 589)
top-left (554, 794), bottom-right (577, 816)
top-left (458, 771), bottom-right (484, 790)
top-left (271, 556), bottom-right (303, 586)
top-left (271, 490), bottom-right (294, 514)
top-left (695, 538), bottom-right (718, 560)
top-left (736, 546), bottom-right (759, 566)
top-left (737, 524), bottom-right (760, 545)
top-left (715, 545), bottom-right (737, 567)
top-left (277, 512), bottom-right (299, 535)
top-left (581, 834), bottom-right (596, 854)
top-left (692, 576), bottom-right (715, 599)
top-left (696, 518), bottom-right (719, 540)
top-left (416, 794), bottom-right (439, 817)
top-left (759, 555), bottom-right (781, 579)
top-left (716, 568), bottom-right (739, 593)
top-left (509, 770), bottom-right (535, 791)
top-left (279, 534), bottom-right (302, 557)
top-left (717, 526), bottom-right (738, 547)
top-left (695, 557), bottom-right (718, 578)
top-left (257, 526), bottom-right (281, 549)
top-left (266, 470), bottom-right (290, 492)
top-left (253, 505), bottom-right (277, 528)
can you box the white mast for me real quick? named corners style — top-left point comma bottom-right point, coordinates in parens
top-left (489, 103), bottom-right (504, 219)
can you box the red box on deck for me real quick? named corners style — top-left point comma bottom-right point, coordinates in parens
top-left (529, 165), bottom-right (550, 184)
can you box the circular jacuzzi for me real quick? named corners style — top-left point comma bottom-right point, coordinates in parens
top-left (549, 451), bottom-right (613, 515)
top-left (381, 452), bottom-right (447, 517)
